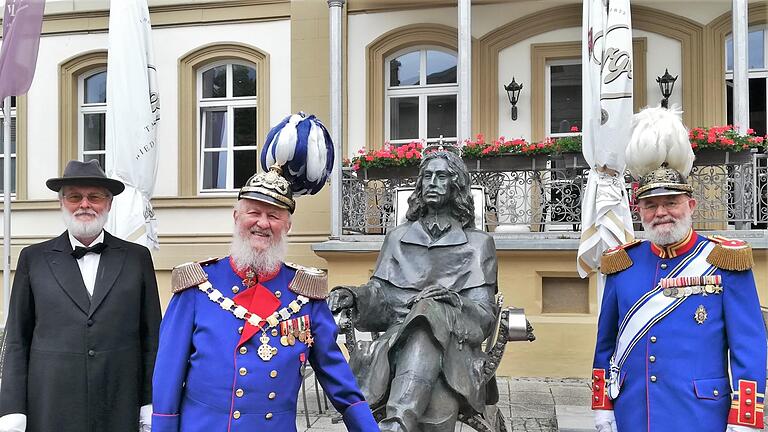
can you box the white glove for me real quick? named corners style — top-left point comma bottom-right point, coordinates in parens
top-left (594, 410), bottom-right (618, 432)
top-left (139, 404), bottom-right (152, 432)
top-left (0, 413), bottom-right (26, 432)
top-left (726, 426), bottom-right (760, 432)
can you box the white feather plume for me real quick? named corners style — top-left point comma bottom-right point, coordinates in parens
top-left (625, 106), bottom-right (694, 179)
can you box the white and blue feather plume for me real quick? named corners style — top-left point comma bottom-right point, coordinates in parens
top-left (260, 113), bottom-right (335, 196)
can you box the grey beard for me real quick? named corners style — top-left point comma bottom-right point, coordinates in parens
top-left (642, 212), bottom-right (693, 246)
top-left (61, 207), bottom-right (108, 240)
top-left (230, 229), bottom-right (287, 275)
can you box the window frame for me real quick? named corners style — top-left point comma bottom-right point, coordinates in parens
top-left (178, 43), bottom-right (269, 197)
top-left (545, 59), bottom-right (582, 139)
top-left (724, 25), bottom-right (768, 135)
top-left (196, 60), bottom-right (259, 194)
top-left (77, 68), bottom-right (108, 167)
top-left (384, 46), bottom-right (459, 145)
top-left (530, 39), bottom-right (647, 142)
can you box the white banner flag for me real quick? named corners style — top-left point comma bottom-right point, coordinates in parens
top-left (105, 0), bottom-right (160, 249)
top-left (577, 0), bottom-right (635, 284)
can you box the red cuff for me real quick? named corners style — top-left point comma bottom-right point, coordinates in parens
top-left (592, 368), bottom-right (613, 410)
top-left (728, 379), bottom-right (764, 428)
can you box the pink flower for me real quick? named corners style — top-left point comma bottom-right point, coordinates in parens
top-left (570, 126), bottom-right (579, 132)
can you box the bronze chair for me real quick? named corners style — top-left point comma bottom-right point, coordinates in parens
top-left (337, 294), bottom-right (535, 432)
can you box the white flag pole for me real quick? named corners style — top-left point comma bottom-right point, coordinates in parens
top-left (105, 0), bottom-right (160, 249)
top-left (2, 96), bottom-right (10, 326)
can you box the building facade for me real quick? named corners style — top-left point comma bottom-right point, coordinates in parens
top-left (1, 0), bottom-right (766, 377)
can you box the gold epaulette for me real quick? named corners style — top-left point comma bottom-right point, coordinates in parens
top-left (286, 262), bottom-right (328, 300)
top-left (706, 236), bottom-right (753, 271)
top-left (170, 258), bottom-right (218, 293)
top-left (600, 239), bottom-right (643, 275)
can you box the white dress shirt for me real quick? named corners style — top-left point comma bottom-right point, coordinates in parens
top-left (69, 231), bottom-right (105, 297)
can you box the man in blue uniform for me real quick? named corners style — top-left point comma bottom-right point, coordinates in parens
top-left (151, 114), bottom-right (378, 432)
top-left (592, 107), bottom-right (766, 432)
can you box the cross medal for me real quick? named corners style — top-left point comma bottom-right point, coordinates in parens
top-left (258, 331), bottom-right (277, 361)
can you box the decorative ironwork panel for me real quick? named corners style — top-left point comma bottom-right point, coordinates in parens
top-left (341, 154), bottom-right (763, 235)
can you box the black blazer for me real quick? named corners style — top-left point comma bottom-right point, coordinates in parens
top-left (0, 231), bottom-right (162, 432)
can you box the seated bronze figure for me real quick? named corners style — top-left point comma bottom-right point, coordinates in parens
top-left (330, 150), bottom-right (533, 432)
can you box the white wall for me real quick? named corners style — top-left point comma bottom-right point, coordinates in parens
top-left (636, 30), bottom-right (683, 114)
top-left (26, 19), bottom-right (291, 200)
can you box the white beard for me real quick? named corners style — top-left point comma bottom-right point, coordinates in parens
top-left (642, 212), bottom-right (693, 246)
top-left (230, 228), bottom-right (287, 275)
top-left (61, 207), bottom-right (108, 240)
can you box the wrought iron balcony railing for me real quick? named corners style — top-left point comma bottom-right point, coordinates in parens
top-left (341, 151), bottom-right (768, 235)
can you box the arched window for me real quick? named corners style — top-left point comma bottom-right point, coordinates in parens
top-left (0, 96), bottom-right (17, 195)
top-left (197, 61), bottom-right (258, 192)
top-left (78, 69), bottom-right (107, 168)
top-left (726, 26), bottom-right (767, 136)
top-left (385, 47), bottom-right (458, 145)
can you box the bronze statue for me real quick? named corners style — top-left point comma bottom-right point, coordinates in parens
top-left (330, 150), bottom-right (499, 432)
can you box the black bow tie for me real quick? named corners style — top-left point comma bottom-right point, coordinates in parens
top-left (71, 243), bottom-right (107, 259)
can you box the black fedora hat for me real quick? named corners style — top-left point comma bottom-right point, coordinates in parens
top-left (46, 160), bottom-right (125, 196)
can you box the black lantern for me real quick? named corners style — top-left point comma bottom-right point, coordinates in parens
top-left (656, 69), bottom-right (678, 109)
top-left (504, 77), bottom-right (523, 121)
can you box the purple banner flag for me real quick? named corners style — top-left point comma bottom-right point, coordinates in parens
top-left (0, 0), bottom-right (45, 100)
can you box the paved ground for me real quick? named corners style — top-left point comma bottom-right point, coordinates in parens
top-left (295, 376), bottom-right (593, 432)
top-left (297, 375), bottom-right (768, 431)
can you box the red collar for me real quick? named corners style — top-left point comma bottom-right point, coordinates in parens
top-left (650, 230), bottom-right (697, 258)
top-left (228, 256), bottom-right (281, 287)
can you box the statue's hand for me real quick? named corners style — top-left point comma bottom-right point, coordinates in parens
top-left (329, 286), bottom-right (356, 313)
top-left (407, 286), bottom-right (462, 308)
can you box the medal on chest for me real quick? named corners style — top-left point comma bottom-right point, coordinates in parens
top-left (694, 304), bottom-right (708, 325)
top-left (258, 330), bottom-right (278, 361)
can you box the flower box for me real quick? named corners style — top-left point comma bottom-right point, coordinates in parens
top-left (463, 154), bottom-right (548, 171)
top-left (362, 165), bottom-right (419, 180)
top-left (549, 152), bottom-right (589, 169)
top-left (692, 148), bottom-right (754, 166)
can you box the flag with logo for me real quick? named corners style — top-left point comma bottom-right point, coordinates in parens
top-left (0, 0), bottom-right (45, 100)
top-left (105, 0), bottom-right (160, 249)
top-left (577, 0), bottom-right (635, 297)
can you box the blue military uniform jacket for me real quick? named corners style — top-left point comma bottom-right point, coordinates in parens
top-left (592, 231), bottom-right (766, 431)
top-left (152, 257), bottom-right (378, 432)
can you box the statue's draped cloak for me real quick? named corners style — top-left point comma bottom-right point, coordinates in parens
top-left (350, 220), bottom-right (498, 413)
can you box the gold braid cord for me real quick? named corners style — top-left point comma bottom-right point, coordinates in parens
top-left (600, 239), bottom-right (644, 275)
top-left (706, 236), bottom-right (754, 271)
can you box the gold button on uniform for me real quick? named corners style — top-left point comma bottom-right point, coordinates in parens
top-left (713, 389), bottom-right (719, 396)
top-left (265, 413), bottom-right (273, 420)
top-left (239, 346), bottom-right (248, 355)
top-left (650, 375), bottom-right (657, 382)
top-left (650, 336), bottom-right (657, 343)
top-left (232, 286), bottom-right (240, 294)
top-left (236, 388), bottom-right (244, 397)
top-left (271, 329), bottom-right (279, 337)
top-left (238, 326), bottom-right (244, 334)
top-left (649, 355), bottom-right (656, 362)
top-left (746, 388), bottom-right (753, 395)
top-left (268, 392), bottom-right (276, 400)
top-left (746, 399), bottom-right (753, 406)
top-left (660, 263), bottom-right (668, 269)
top-left (270, 370), bottom-right (278, 378)
top-left (275, 291), bottom-right (282, 299)
top-left (233, 411), bottom-right (241, 419)
top-left (745, 413), bottom-right (752, 419)
top-left (239, 367), bottom-right (247, 376)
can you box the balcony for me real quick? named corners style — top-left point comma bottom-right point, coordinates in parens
top-left (341, 151), bottom-right (768, 238)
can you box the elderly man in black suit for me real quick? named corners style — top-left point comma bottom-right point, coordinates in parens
top-left (0, 160), bottom-right (162, 432)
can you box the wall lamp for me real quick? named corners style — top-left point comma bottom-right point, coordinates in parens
top-left (656, 69), bottom-right (678, 109)
top-left (504, 77), bottom-right (523, 121)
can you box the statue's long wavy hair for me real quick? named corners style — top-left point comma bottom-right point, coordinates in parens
top-left (405, 150), bottom-right (475, 228)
